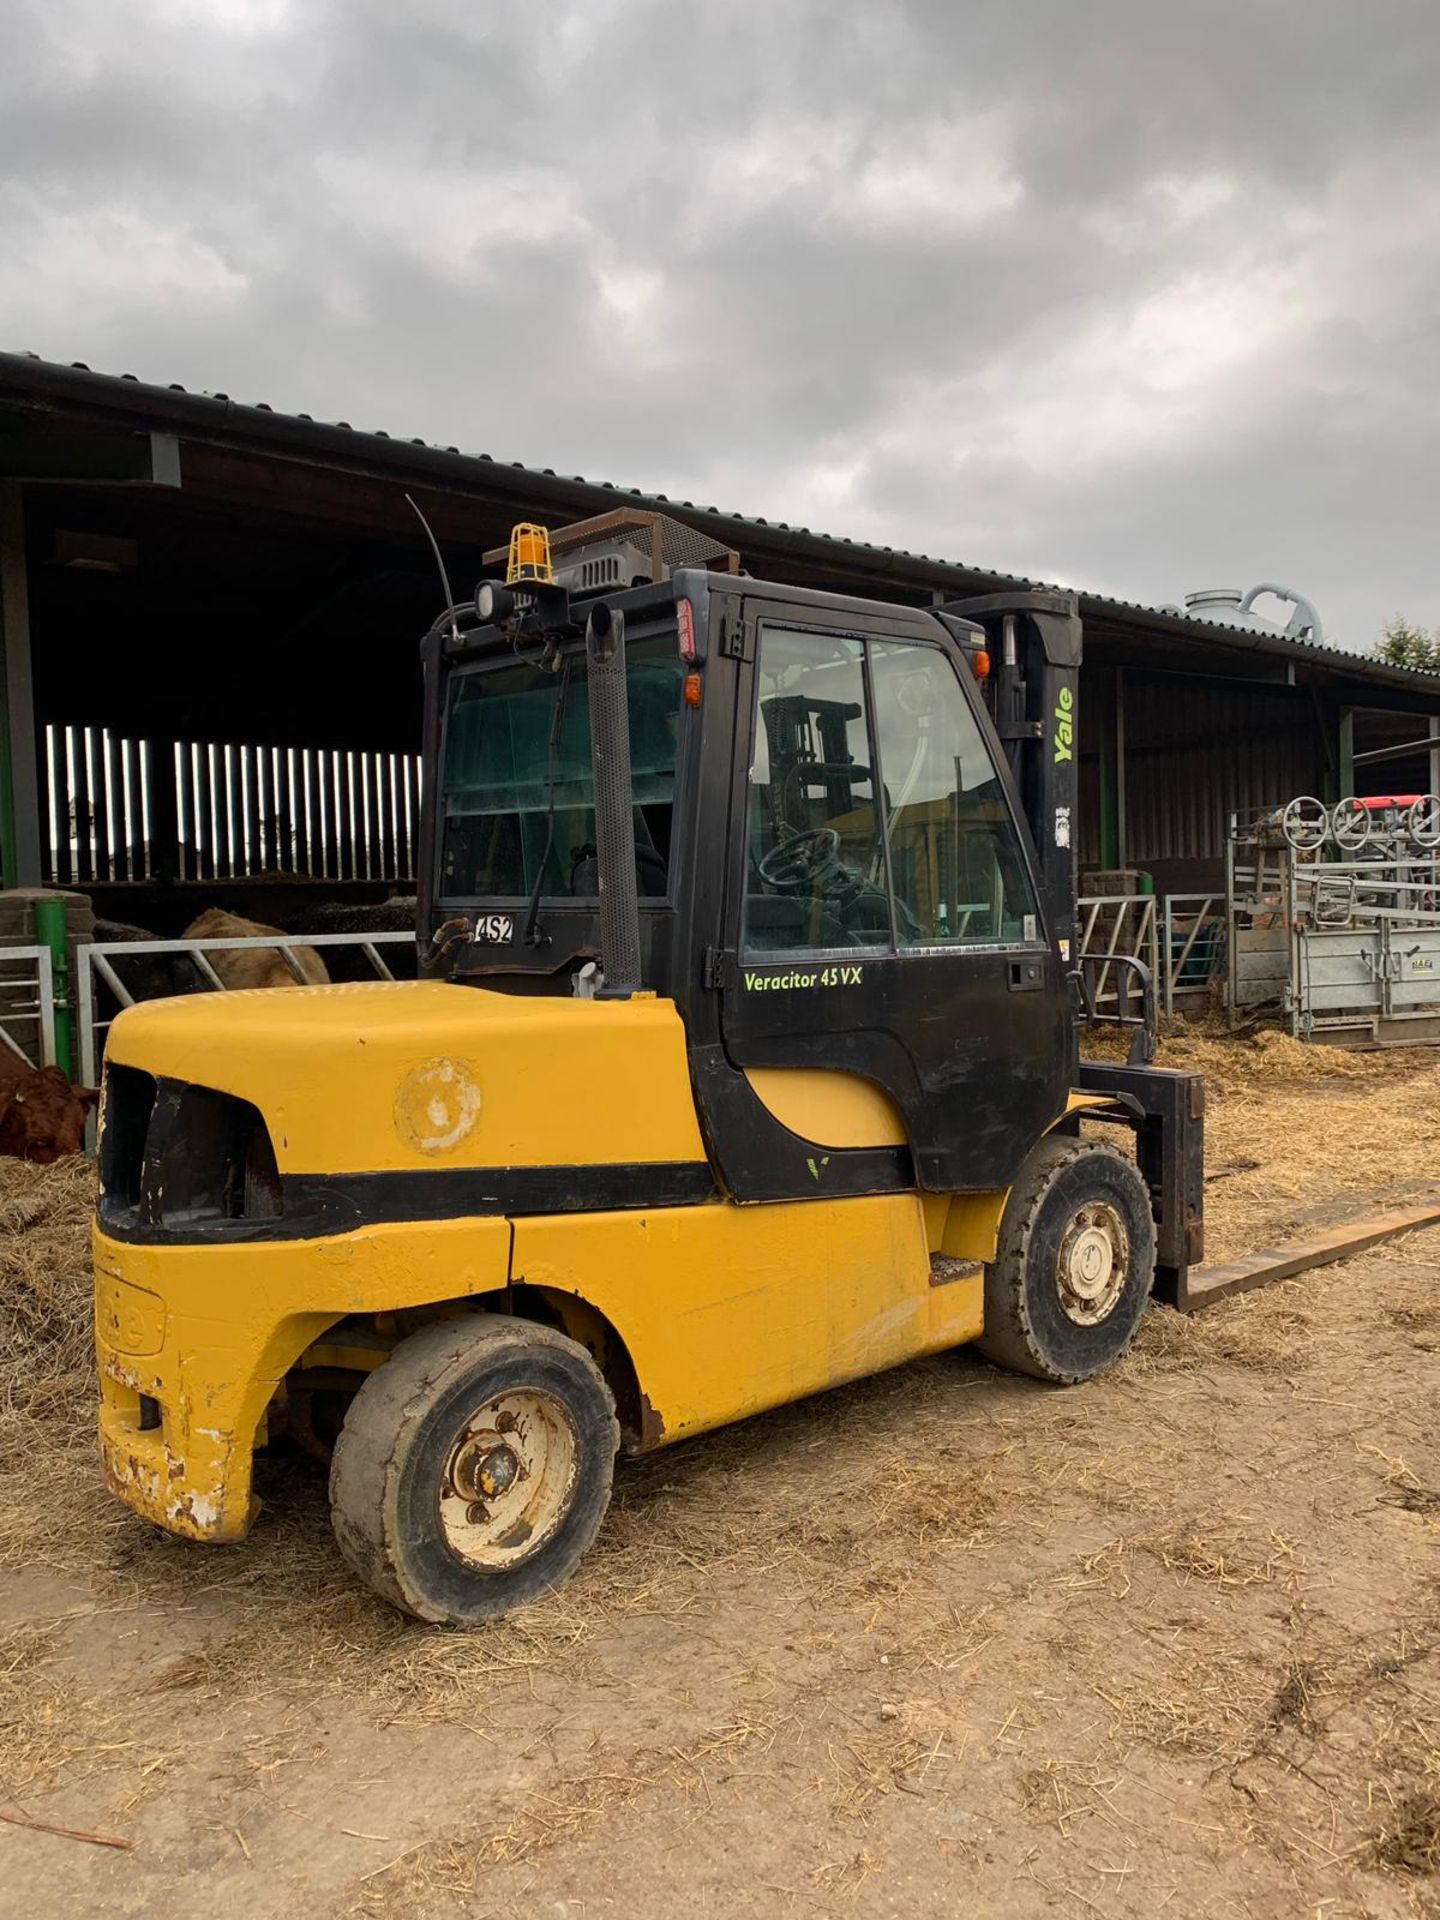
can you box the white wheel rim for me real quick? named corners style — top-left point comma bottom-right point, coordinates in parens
top-left (438, 1388), bottom-right (579, 1570)
top-left (1057, 1202), bottom-right (1129, 1325)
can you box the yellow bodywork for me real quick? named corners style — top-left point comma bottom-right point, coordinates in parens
top-left (105, 981), bottom-right (708, 1172)
top-left (95, 981), bottom-right (1060, 1544)
top-left (96, 1215), bottom-right (512, 1539)
top-left (745, 1065), bottom-right (908, 1147)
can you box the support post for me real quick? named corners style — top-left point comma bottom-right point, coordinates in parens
top-left (1114, 666), bottom-right (1128, 869)
top-left (0, 484), bottom-right (42, 887)
top-left (34, 896), bottom-right (74, 1080)
top-left (1336, 707), bottom-right (1355, 803)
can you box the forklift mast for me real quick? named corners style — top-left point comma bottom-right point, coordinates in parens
top-left (943, 588), bottom-right (1203, 1302)
top-left (946, 586), bottom-right (1164, 1072)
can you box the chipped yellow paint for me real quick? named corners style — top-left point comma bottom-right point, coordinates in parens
top-left (94, 1267), bottom-right (166, 1356)
top-left (94, 1187), bottom-right (985, 1536)
top-left (393, 1056), bottom-right (483, 1155)
top-left (94, 1214), bottom-right (512, 1540)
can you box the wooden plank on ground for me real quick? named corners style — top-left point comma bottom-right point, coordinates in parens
top-left (1182, 1195), bottom-right (1440, 1311)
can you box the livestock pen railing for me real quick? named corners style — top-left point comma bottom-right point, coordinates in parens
top-left (1077, 893), bottom-right (1160, 1016)
top-left (1161, 892), bottom-right (1224, 1016)
top-left (75, 931), bottom-right (414, 1086)
top-left (21, 890), bottom-right (1227, 1094)
top-left (0, 946), bottom-right (57, 1069)
top-left (43, 723), bottom-right (423, 887)
top-left (1080, 892), bottom-right (1226, 1022)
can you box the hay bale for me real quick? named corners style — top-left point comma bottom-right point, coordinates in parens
top-left (0, 1155), bottom-right (93, 1423)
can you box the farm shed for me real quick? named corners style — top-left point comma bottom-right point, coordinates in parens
top-left (0, 349), bottom-right (1437, 926)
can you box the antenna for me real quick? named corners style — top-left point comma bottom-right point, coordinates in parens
top-left (404, 493), bottom-right (459, 642)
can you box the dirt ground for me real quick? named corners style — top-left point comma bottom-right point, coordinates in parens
top-left (2, 1027), bottom-right (1439, 1919)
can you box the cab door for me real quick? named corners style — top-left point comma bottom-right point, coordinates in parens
top-left (710, 602), bottom-right (1071, 1198)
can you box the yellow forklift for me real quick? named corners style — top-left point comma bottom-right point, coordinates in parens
top-left (94, 510), bottom-right (1203, 1624)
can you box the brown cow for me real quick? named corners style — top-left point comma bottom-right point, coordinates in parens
top-left (182, 910), bottom-right (330, 991)
top-left (0, 1049), bottom-right (97, 1162)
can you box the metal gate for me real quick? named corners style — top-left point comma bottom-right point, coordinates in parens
top-left (1160, 893), bottom-right (1224, 1016)
top-left (76, 931), bottom-right (415, 1084)
top-left (0, 945), bottom-right (56, 1068)
top-left (1077, 894), bottom-right (1160, 1013)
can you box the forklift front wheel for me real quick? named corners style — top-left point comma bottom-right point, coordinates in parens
top-left (329, 1313), bottom-right (619, 1625)
top-left (978, 1137), bottom-right (1155, 1385)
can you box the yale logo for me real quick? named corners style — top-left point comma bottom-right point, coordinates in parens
top-left (1053, 684), bottom-right (1075, 764)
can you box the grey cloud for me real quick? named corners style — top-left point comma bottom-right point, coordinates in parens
top-left (2, 0), bottom-right (1438, 643)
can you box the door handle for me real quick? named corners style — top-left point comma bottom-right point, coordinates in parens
top-left (1008, 957), bottom-right (1045, 992)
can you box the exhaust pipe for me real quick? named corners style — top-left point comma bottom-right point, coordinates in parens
top-left (584, 600), bottom-right (642, 998)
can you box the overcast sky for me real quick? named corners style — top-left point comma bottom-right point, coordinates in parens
top-left (3, 0), bottom-right (1438, 646)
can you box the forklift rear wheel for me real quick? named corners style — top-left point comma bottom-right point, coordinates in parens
top-left (978, 1137), bottom-right (1155, 1385)
top-left (329, 1313), bottom-right (619, 1625)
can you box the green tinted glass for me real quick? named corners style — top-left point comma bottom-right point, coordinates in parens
top-left (440, 639), bottom-right (683, 899)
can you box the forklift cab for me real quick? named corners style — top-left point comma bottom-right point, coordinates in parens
top-left (420, 558), bottom-right (1076, 1204)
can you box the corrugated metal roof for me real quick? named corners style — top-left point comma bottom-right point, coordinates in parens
top-left (4, 349), bottom-right (1437, 693)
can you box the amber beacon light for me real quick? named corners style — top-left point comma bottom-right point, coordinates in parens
top-left (505, 523), bottom-right (554, 585)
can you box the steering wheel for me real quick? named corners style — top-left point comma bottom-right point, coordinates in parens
top-left (758, 827), bottom-right (843, 892)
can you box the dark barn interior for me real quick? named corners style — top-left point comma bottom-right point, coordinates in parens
top-left (2, 351), bottom-right (1438, 936)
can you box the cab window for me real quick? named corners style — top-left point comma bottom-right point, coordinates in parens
top-left (743, 631), bottom-right (890, 952)
top-left (440, 638), bottom-right (684, 901)
top-left (869, 640), bottom-right (1039, 946)
top-left (742, 627), bottom-right (1038, 954)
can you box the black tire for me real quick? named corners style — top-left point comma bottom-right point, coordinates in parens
top-left (978, 1136), bottom-right (1155, 1385)
top-left (329, 1313), bottom-right (618, 1625)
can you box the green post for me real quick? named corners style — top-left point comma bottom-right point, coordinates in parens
top-left (34, 896), bottom-right (74, 1079)
top-left (0, 696), bottom-right (15, 889)
top-left (0, 482), bottom-right (41, 887)
top-left (1096, 666), bottom-right (1122, 869)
